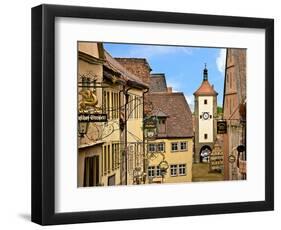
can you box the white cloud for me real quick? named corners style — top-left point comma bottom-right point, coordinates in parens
top-left (128, 46), bottom-right (193, 58)
top-left (184, 94), bottom-right (194, 112)
top-left (216, 49), bottom-right (226, 75)
top-left (166, 79), bottom-right (181, 92)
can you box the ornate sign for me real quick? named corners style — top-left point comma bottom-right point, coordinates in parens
top-left (209, 140), bottom-right (224, 172)
top-left (217, 120), bottom-right (227, 134)
top-left (209, 155), bottom-right (224, 171)
top-left (228, 154), bottom-right (236, 163)
top-left (144, 118), bottom-right (157, 129)
top-left (78, 113), bottom-right (107, 122)
top-left (144, 117), bottom-right (158, 140)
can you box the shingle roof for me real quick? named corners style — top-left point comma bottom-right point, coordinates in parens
top-left (147, 92), bottom-right (193, 138)
top-left (150, 73), bottom-right (168, 92)
top-left (103, 51), bottom-right (149, 88)
top-left (114, 58), bottom-right (152, 85)
top-left (194, 80), bottom-right (218, 96)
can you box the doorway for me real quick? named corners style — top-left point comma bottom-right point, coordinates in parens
top-left (83, 156), bottom-right (99, 186)
top-left (200, 146), bottom-right (212, 163)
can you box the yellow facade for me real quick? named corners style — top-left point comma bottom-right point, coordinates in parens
top-left (77, 42), bottom-right (146, 187)
top-left (147, 138), bottom-right (193, 183)
top-left (125, 88), bottom-right (145, 185)
top-left (78, 42), bottom-right (105, 187)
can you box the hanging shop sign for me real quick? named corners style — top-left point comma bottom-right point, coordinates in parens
top-left (78, 113), bottom-right (107, 122)
top-left (144, 117), bottom-right (157, 129)
top-left (217, 120), bottom-right (227, 134)
top-left (143, 117), bottom-right (158, 139)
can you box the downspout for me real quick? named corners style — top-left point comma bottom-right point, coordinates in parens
top-left (142, 88), bottom-right (149, 184)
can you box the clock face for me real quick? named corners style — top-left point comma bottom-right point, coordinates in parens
top-left (202, 112), bottom-right (209, 120)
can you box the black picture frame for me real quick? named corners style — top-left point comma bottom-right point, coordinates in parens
top-left (31, 4), bottom-right (274, 225)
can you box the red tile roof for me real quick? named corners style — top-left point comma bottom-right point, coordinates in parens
top-left (147, 92), bottom-right (193, 138)
top-left (194, 80), bottom-right (218, 96)
top-left (115, 58), bottom-right (152, 85)
top-left (150, 73), bottom-right (168, 92)
top-left (103, 51), bottom-right (149, 89)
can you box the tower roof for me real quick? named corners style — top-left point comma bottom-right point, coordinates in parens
top-left (194, 80), bottom-right (218, 96)
top-left (194, 65), bottom-right (218, 96)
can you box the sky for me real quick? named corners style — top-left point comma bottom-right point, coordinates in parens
top-left (104, 43), bottom-right (226, 111)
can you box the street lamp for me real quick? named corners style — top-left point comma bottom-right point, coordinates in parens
top-left (78, 113), bottom-right (89, 137)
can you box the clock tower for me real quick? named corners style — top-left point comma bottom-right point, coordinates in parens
top-left (194, 65), bottom-right (218, 163)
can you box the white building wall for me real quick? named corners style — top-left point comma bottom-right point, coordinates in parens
top-left (198, 96), bottom-right (213, 143)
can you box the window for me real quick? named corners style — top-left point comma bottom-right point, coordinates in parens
top-left (180, 142), bottom-right (187, 150)
top-left (171, 142), bottom-right (188, 152)
top-left (139, 98), bottom-right (143, 118)
top-left (156, 166), bottom-right (161, 177)
top-left (103, 90), bottom-right (107, 114)
top-left (170, 165), bottom-right (177, 176)
top-left (171, 143), bottom-right (178, 151)
top-left (111, 143), bottom-right (120, 170)
top-left (103, 145), bottom-right (107, 175)
top-left (111, 92), bottom-right (119, 119)
top-left (107, 91), bottom-right (110, 119)
top-left (107, 145), bottom-right (110, 173)
top-left (135, 96), bottom-right (138, 119)
top-left (158, 118), bottom-right (166, 133)
top-left (111, 92), bottom-right (114, 119)
top-left (112, 144), bottom-right (115, 171)
top-left (148, 144), bottom-right (156, 152)
top-left (148, 143), bottom-right (165, 152)
top-left (204, 133), bottom-right (208, 139)
top-left (158, 143), bottom-right (165, 152)
top-left (204, 99), bottom-right (207, 104)
top-left (116, 143), bottom-right (120, 169)
top-left (179, 164), bottom-right (186, 175)
top-left (148, 166), bottom-right (155, 177)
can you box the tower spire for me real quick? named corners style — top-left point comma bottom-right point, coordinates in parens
top-left (203, 63), bottom-right (208, 81)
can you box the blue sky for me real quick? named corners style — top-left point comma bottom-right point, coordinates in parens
top-left (104, 43), bottom-right (226, 111)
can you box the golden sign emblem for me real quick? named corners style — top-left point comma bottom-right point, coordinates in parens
top-left (79, 89), bottom-right (100, 113)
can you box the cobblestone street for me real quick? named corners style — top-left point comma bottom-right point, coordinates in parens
top-left (192, 163), bottom-right (224, 182)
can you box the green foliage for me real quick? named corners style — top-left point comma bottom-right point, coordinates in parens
top-left (217, 106), bottom-right (223, 114)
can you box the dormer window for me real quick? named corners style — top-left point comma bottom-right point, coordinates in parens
top-left (158, 117), bottom-right (166, 134)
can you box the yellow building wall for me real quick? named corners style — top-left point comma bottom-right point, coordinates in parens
top-left (78, 42), bottom-right (100, 59)
top-left (126, 88), bottom-right (144, 185)
top-left (147, 138), bottom-right (193, 183)
top-left (78, 42), bottom-right (122, 187)
top-left (77, 42), bottom-right (146, 187)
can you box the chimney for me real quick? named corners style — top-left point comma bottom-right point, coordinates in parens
top-left (167, 87), bottom-right (173, 93)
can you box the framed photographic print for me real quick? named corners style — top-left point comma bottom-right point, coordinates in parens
top-left (31, 4), bottom-right (274, 225)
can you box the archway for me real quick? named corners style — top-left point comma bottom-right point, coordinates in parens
top-left (199, 145), bottom-right (212, 163)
